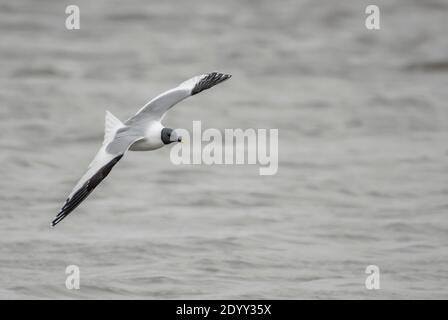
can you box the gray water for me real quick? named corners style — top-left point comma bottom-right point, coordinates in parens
top-left (1, 0), bottom-right (448, 299)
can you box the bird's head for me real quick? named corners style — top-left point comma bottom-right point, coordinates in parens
top-left (161, 128), bottom-right (182, 144)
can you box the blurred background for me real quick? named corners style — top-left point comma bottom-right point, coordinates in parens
top-left (0, 0), bottom-right (447, 299)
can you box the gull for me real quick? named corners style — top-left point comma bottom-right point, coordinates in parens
top-left (51, 72), bottom-right (231, 227)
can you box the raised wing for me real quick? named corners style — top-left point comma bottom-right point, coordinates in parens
top-left (51, 114), bottom-right (143, 227)
top-left (125, 72), bottom-right (231, 126)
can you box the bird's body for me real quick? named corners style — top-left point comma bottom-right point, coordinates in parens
top-left (128, 121), bottom-right (164, 151)
top-left (51, 72), bottom-right (231, 227)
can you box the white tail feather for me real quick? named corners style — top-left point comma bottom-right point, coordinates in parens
top-left (104, 110), bottom-right (124, 144)
top-left (84, 111), bottom-right (123, 170)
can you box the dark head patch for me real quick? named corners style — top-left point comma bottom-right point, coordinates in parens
top-left (161, 127), bottom-right (173, 144)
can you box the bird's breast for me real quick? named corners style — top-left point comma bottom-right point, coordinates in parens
top-left (129, 122), bottom-right (164, 151)
top-left (129, 137), bottom-right (164, 151)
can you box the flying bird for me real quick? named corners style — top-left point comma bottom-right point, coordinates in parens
top-left (51, 72), bottom-right (231, 227)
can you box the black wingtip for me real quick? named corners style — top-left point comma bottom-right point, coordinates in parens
top-left (51, 211), bottom-right (65, 227)
top-left (51, 213), bottom-right (63, 227)
top-left (191, 72), bottom-right (232, 95)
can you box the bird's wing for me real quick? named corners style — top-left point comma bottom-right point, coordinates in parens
top-left (51, 119), bottom-right (144, 227)
top-left (125, 72), bottom-right (231, 126)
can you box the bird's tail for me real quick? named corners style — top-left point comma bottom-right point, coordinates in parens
top-left (104, 111), bottom-right (124, 145)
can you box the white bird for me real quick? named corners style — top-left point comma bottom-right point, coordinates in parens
top-left (51, 72), bottom-right (231, 227)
